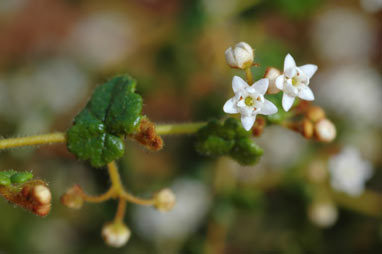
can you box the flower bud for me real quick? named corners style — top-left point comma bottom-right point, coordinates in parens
top-left (308, 201), bottom-right (338, 228)
top-left (154, 188), bottom-right (176, 212)
top-left (102, 222), bottom-right (131, 248)
top-left (315, 119), bottom-right (336, 142)
top-left (300, 118), bottom-right (314, 139)
top-left (264, 67), bottom-right (282, 94)
top-left (307, 106), bottom-right (325, 122)
top-left (32, 185), bottom-right (52, 205)
top-left (225, 42), bottom-right (254, 69)
top-left (60, 185), bottom-right (84, 209)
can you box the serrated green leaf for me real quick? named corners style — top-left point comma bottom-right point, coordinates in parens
top-left (10, 172), bottom-right (33, 184)
top-left (0, 170), bottom-right (34, 186)
top-left (195, 118), bottom-right (263, 165)
top-left (0, 174), bottom-right (11, 186)
top-left (66, 75), bottom-right (143, 168)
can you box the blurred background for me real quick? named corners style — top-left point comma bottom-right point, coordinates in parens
top-left (0, 0), bottom-right (381, 253)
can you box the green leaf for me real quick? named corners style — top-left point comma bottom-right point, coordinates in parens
top-left (10, 172), bottom-right (33, 184)
top-left (230, 138), bottom-right (263, 165)
top-left (67, 75), bottom-right (143, 168)
top-left (0, 170), bottom-right (34, 186)
top-left (195, 118), bottom-right (263, 166)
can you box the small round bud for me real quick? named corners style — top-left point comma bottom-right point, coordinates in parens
top-left (308, 201), bottom-right (338, 228)
top-left (300, 118), bottom-right (314, 139)
top-left (315, 119), bottom-right (336, 142)
top-left (225, 42), bottom-right (254, 69)
top-left (102, 222), bottom-right (131, 248)
top-left (60, 185), bottom-right (84, 209)
top-left (33, 204), bottom-right (51, 217)
top-left (154, 188), bottom-right (176, 212)
top-left (32, 185), bottom-right (52, 205)
top-left (307, 106), bottom-right (326, 122)
top-left (264, 67), bottom-right (282, 94)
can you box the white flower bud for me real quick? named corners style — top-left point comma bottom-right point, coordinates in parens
top-left (308, 201), bottom-right (338, 228)
top-left (32, 185), bottom-right (52, 205)
top-left (264, 67), bottom-right (281, 94)
top-left (102, 222), bottom-right (131, 248)
top-left (315, 119), bottom-right (336, 142)
top-left (225, 42), bottom-right (254, 69)
top-left (154, 188), bottom-right (176, 212)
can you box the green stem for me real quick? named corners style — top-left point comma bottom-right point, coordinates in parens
top-left (156, 122), bottom-right (206, 135)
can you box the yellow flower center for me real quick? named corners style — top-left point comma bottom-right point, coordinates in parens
top-left (245, 96), bottom-right (254, 106)
top-left (292, 77), bottom-right (299, 86)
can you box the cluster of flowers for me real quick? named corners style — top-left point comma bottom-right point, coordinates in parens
top-left (223, 42), bottom-right (318, 131)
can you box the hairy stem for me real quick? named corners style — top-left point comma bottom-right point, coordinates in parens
top-left (155, 122), bottom-right (206, 135)
top-left (0, 133), bottom-right (65, 149)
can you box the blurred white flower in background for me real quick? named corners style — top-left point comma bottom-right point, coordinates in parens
top-left (312, 8), bottom-right (375, 63)
top-left (133, 179), bottom-right (211, 242)
top-left (257, 126), bottom-right (308, 169)
top-left (329, 147), bottom-right (373, 196)
top-left (360, 0), bottom-right (382, 13)
top-left (315, 66), bottom-right (382, 126)
top-left (0, 58), bottom-right (88, 133)
top-left (66, 12), bottom-right (134, 70)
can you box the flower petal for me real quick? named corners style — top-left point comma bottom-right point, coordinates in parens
top-left (285, 82), bottom-right (298, 96)
top-left (223, 98), bottom-right (238, 114)
top-left (253, 78), bottom-right (269, 95)
top-left (232, 76), bottom-right (248, 93)
top-left (241, 115), bottom-right (256, 131)
top-left (224, 47), bottom-right (236, 67)
top-left (282, 93), bottom-right (295, 111)
top-left (275, 75), bottom-right (284, 90)
top-left (284, 54), bottom-right (296, 72)
top-left (260, 99), bottom-right (278, 115)
top-left (299, 64), bottom-right (318, 79)
top-left (298, 86), bottom-right (315, 101)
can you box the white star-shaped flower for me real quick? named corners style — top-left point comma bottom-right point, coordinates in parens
top-left (223, 76), bottom-right (278, 131)
top-left (276, 54), bottom-right (318, 111)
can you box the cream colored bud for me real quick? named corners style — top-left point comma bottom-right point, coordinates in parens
top-left (264, 67), bottom-right (282, 94)
top-left (225, 42), bottom-right (254, 69)
top-left (307, 106), bottom-right (326, 122)
top-left (102, 222), bottom-right (131, 248)
top-left (60, 185), bottom-right (84, 209)
top-left (308, 201), bottom-right (338, 228)
top-left (154, 188), bottom-right (176, 212)
top-left (32, 185), bottom-right (52, 205)
top-left (315, 119), bottom-right (336, 142)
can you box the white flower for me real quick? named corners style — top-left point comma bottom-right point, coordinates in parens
top-left (102, 222), bottom-right (131, 248)
top-left (225, 42), bottom-right (254, 69)
top-left (223, 76), bottom-right (278, 131)
top-left (276, 54), bottom-right (318, 111)
top-left (329, 147), bottom-right (373, 196)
